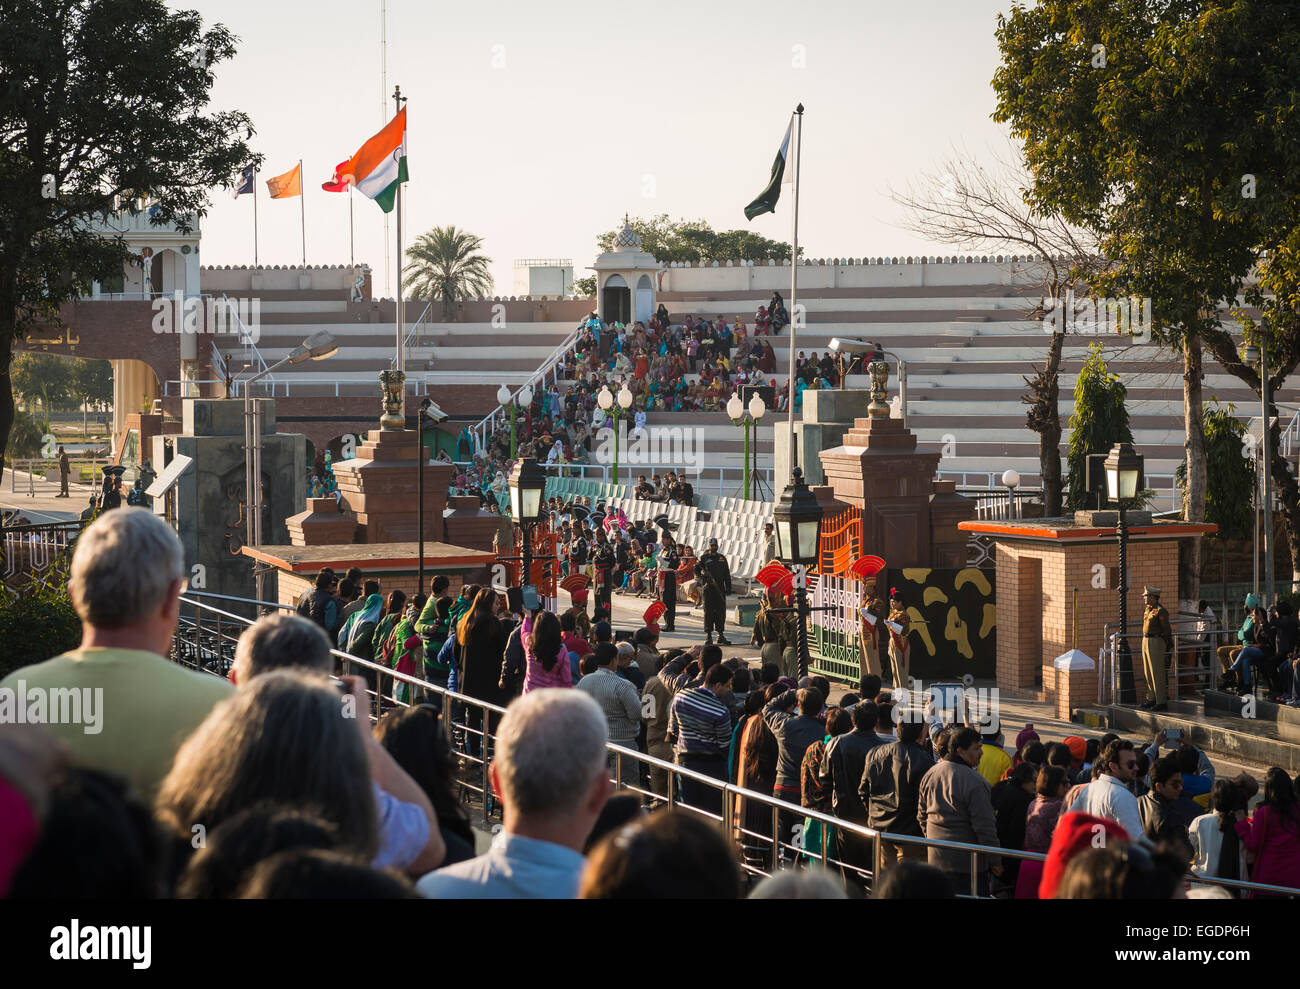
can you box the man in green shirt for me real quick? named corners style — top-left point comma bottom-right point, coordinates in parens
top-left (0, 508), bottom-right (232, 801)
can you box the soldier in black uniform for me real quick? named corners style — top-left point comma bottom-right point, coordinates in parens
top-left (694, 537), bottom-right (733, 645)
top-left (657, 531), bottom-right (681, 632)
top-left (592, 534), bottom-right (615, 613)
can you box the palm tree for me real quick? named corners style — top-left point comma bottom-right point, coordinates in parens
top-left (402, 226), bottom-right (494, 321)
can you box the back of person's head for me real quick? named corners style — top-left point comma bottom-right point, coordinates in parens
top-left (825, 708), bottom-right (852, 737)
top-left (363, 579), bottom-right (380, 598)
top-left (1100, 732), bottom-right (1119, 750)
top-left (560, 611), bottom-right (576, 632)
top-left (1020, 740), bottom-right (1046, 766)
top-left (934, 728), bottom-right (952, 760)
top-left (950, 727), bottom-right (980, 755)
top-left (749, 870), bottom-right (848, 899)
top-left (1037, 765), bottom-right (1068, 798)
top-left (176, 804), bottom-right (339, 899)
top-left (233, 614), bottom-right (333, 682)
top-left (1175, 743), bottom-right (1199, 776)
top-left (1047, 742), bottom-right (1073, 769)
top-left (594, 642), bottom-right (619, 668)
top-left (872, 860), bottom-right (955, 899)
top-left (580, 810), bottom-right (741, 898)
top-left (1209, 779), bottom-right (1246, 819)
top-left (701, 643), bottom-right (723, 668)
top-left (156, 669), bottom-right (378, 860)
top-left (373, 705), bottom-right (470, 837)
top-left (431, 574), bottom-right (450, 595)
top-left (810, 675), bottom-right (830, 699)
top-left (852, 701), bottom-right (879, 733)
top-left (876, 702), bottom-right (895, 732)
top-left (235, 849), bottom-right (416, 899)
top-left (1054, 842), bottom-right (1187, 899)
top-left (594, 620), bottom-right (613, 643)
top-left (344, 567), bottom-right (362, 583)
top-left (858, 674), bottom-right (882, 700)
top-left (705, 664), bottom-right (734, 689)
top-left (1151, 755), bottom-right (1181, 788)
top-left (9, 768), bottom-right (164, 898)
top-left (495, 689), bottom-right (607, 819)
top-left (731, 668), bottom-right (751, 695)
top-left (1007, 761), bottom-right (1038, 790)
top-left (742, 690), bottom-right (766, 719)
top-left (633, 627), bottom-right (655, 646)
top-left (1083, 738), bottom-right (1100, 764)
top-left (68, 507), bottom-right (184, 628)
top-left (1263, 766), bottom-right (1300, 828)
top-left (897, 720), bottom-right (924, 745)
top-left (796, 687), bottom-right (823, 718)
top-left (529, 610), bottom-right (564, 671)
top-left (579, 653), bottom-right (599, 676)
top-left (338, 578), bottom-right (357, 601)
top-left (314, 570), bottom-right (333, 590)
top-left (583, 794), bottom-right (647, 854)
top-left (1278, 601), bottom-right (1293, 618)
top-left (840, 692), bottom-right (860, 708)
top-left (760, 663), bottom-right (780, 685)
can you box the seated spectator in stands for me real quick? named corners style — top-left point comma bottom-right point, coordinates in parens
top-left (236, 848), bottom-right (417, 899)
top-left (579, 810), bottom-right (742, 899)
top-left (374, 706), bottom-right (477, 868)
top-left (9, 767), bottom-right (166, 899)
top-left (0, 508), bottom-right (232, 801)
top-left (176, 804), bottom-right (341, 899)
top-left (417, 690), bottom-right (611, 899)
top-left (158, 670), bottom-right (445, 879)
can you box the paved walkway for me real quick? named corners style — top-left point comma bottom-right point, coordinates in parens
top-left (0, 467), bottom-right (92, 523)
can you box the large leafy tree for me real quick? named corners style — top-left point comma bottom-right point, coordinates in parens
top-left (1066, 344), bottom-right (1133, 510)
top-left (68, 357), bottom-right (112, 436)
top-left (0, 0), bottom-right (258, 475)
top-left (992, 0), bottom-right (1300, 596)
top-left (402, 226), bottom-right (494, 321)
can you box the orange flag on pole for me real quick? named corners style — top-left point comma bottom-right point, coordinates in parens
top-left (266, 163), bottom-right (302, 199)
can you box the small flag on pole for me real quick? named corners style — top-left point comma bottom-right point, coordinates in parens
top-left (744, 119), bottom-right (794, 221)
top-left (322, 161), bottom-right (350, 193)
top-left (266, 163), bottom-right (303, 199)
top-left (338, 107), bottom-right (408, 214)
top-left (231, 165), bottom-right (256, 199)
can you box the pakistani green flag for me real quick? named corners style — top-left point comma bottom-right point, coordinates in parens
top-left (744, 119), bottom-right (794, 221)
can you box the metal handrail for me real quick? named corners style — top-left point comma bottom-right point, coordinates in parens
top-left (171, 593), bottom-right (1299, 898)
top-left (470, 321), bottom-right (589, 454)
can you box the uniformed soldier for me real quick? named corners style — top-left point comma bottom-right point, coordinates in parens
top-left (592, 535), bottom-right (615, 613)
top-left (886, 587), bottom-right (911, 689)
top-left (751, 588), bottom-right (797, 678)
top-left (1140, 586), bottom-right (1174, 711)
top-left (694, 537), bottom-right (733, 645)
top-left (857, 578), bottom-right (886, 681)
top-left (657, 530), bottom-right (681, 632)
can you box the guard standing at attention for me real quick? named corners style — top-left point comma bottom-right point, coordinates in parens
top-left (694, 537), bottom-right (733, 645)
top-left (886, 587), bottom-right (912, 689)
top-left (657, 529), bottom-right (681, 632)
top-left (1140, 586), bottom-right (1174, 712)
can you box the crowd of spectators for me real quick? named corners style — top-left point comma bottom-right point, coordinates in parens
top-left (5, 506), bottom-right (1300, 901)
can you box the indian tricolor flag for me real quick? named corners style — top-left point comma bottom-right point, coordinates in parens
top-left (340, 107), bottom-right (408, 213)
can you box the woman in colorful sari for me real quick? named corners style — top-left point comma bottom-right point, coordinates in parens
top-left (337, 591), bottom-right (384, 693)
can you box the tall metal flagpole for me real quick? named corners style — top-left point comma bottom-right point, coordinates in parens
top-left (253, 170), bottom-right (259, 267)
top-left (381, 0), bottom-right (390, 301)
top-left (298, 159), bottom-right (306, 266)
top-left (348, 185), bottom-right (355, 269)
top-left (785, 104), bottom-right (804, 473)
top-left (394, 86), bottom-right (405, 383)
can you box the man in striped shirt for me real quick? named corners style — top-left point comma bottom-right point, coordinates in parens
top-left (666, 663), bottom-right (734, 817)
top-left (576, 643), bottom-right (643, 789)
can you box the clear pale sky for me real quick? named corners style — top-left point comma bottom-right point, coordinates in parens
top-left (182, 0), bottom-right (1017, 298)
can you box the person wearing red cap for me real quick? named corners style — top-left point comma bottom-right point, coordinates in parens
top-left (1038, 811), bottom-right (1131, 898)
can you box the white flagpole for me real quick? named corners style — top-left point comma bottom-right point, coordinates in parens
top-left (394, 86), bottom-right (405, 385)
top-left (298, 159), bottom-right (306, 266)
top-left (253, 170), bottom-right (259, 268)
top-left (785, 104), bottom-right (804, 475)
